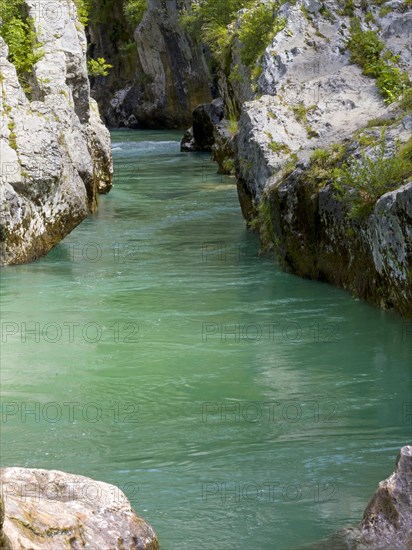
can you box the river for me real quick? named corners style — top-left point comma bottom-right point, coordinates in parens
top-left (1, 130), bottom-right (411, 549)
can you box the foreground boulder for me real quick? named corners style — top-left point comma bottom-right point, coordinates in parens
top-left (302, 445), bottom-right (412, 549)
top-left (0, 468), bottom-right (159, 549)
top-left (0, 0), bottom-right (113, 266)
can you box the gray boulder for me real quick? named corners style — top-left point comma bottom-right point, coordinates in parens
top-left (0, 467), bottom-right (159, 549)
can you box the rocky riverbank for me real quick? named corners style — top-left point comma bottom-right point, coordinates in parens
top-left (182, 0), bottom-right (412, 317)
top-left (0, 468), bottom-right (158, 549)
top-left (0, 0), bottom-right (112, 266)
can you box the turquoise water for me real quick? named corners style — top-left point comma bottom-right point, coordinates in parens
top-left (1, 130), bottom-right (411, 549)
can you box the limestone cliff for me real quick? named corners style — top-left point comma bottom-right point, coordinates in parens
top-left (89, 0), bottom-right (212, 128)
top-left (0, 0), bottom-right (113, 266)
top-left (183, 0), bottom-right (412, 317)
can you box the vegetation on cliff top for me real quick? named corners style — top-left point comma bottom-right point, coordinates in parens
top-left (333, 132), bottom-right (412, 219)
top-left (74, 0), bottom-right (147, 27)
top-left (180, 0), bottom-right (288, 70)
top-left (0, 0), bottom-right (43, 94)
top-left (74, 0), bottom-right (146, 76)
top-left (347, 21), bottom-right (411, 104)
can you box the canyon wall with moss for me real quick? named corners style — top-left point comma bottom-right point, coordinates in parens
top-left (88, 0), bottom-right (212, 128)
top-left (182, 0), bottom-right (412, 317)
top-left (0, 0), bottom-right (113, 265)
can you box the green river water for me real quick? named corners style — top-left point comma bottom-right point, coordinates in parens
top-left (1, 130), bottom-right (411, 549)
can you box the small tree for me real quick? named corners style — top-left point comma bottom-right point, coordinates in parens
top-left (87, 57), bottom-right (113, 77)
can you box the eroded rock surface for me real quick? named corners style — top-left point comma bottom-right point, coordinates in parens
top-left (0, 468), bottom-right (159, 550)
top-left (192, 0), bottom-right (412, 316)
top-left (0, 0), bottom-right (113, 266)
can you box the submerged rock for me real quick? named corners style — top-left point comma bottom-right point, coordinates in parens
top-left (0, 0), bottom-right (113, 266)
top-left (0, 468), bottom-right (159, 549)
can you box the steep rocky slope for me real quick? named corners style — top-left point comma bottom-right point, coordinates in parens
top-left (0, 0), bottom-right (113, 266)
top-left (183, 0), bottom-right (412, 316)
top-left (88, 0), bottom-right (212, 128)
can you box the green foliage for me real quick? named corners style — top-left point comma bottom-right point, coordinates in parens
top-left (222, 158), bottom-right (235, 174)
top-left (347, 22), bottom-right (410, 103)
top-left (228, 118), bottom-right (239, 135)
top-left (73, 0), bottom-right (91, 25)
top-left (319, 6), bottom-right (334, 21)
top-left (306, 144), bottom-right (346, 189)
top-left (181, 1), bottom-right (240, 66)
top-left (283, 153), bottom-right (298, 176)
top-left (292, 102), bottom-right (310, 123)
top-left (379, 5), bottom-right (392, 16)
top-left (333, 132), bottom-right (412, 219)
top-left (87, 57), bottom-right (113, 77)
top-left (7, 119), bottom-right (17, 150)
top-left (268, 141), bottom-right (290, 154)
top-left (249, 195), bottom-right (274, 245)
top-left (366, 117), bottom-right (395, 127)
top-left (292, 102), bottom-right (318, 137)
top-left (0, 0), bottom-right (44, 94)
top-left (399, 89), bottom-right (412, 112)
top-left (339, 0), bottom-right (355, 16)
top-left (180, 0), bottom-right (286, 73)
top-left (238, 3), bottom-right (286, 67)
top-left (123, 0), bottom-right (148, 27)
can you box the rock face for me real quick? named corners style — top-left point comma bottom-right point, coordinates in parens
top-left (102, 0), bottom-right (212, 128)
top-left (302, 446), bottom-right (412, 549)
top-left (191, 0), bottom-right (412, 316)
top-left (355, 445), bottom-right (412, 548)
top-left (0, 468), bottom-right (159, 549)
top-left (0, 0), bottom-right (113, 266)
top-left (252, 115), bottom-right (412, 317)
top-left (181, 99), bottom-right (225, 151)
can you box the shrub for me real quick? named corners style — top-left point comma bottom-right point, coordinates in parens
top-left (123, 0), bottom-right (148, 28)
top-left (305, 145), bottom-right (345, 189)
top-left (0, 0), bottom-right (44, 94)
top-left (228, 118), bottom-right (239, 135)
top-left (179, 0), bottom-right (286, 72)
top-left (238, 2), bottom-right (286, 67)
top-left (87, 57), bottom-right (113, 77)
top-left (73, 0), bottom-right (90, 25)
top-left (347, 23), bottom-right (410, 103)
top-left (268, 141), bottom-right (290, 154)
top-left (333, 132), bottom-right (412, 218)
